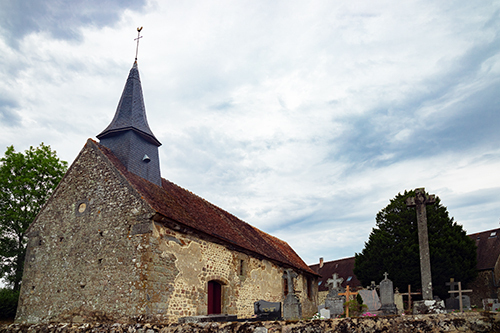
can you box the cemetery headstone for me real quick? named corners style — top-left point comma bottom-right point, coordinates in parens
top-left (324, 273), bottom-right (346, 317)
top-left (325, 298), bottom-right (344, 317)
top-left (482, 298), bottom-right (499, 311)
top-left (368, 281), bottom-right (379, 291)
top-left (358, 289), bottom-right (381, 312)
top-left (461, 295), bottom-right (471, 311)
top-left (319, 308), bottom-right (331, 319)
top-left (406, 188), bottom-right (435, 300)
top-left (379, 272), bottom-right (397, 315)
top-left (445, 278), bottom-right (460, 310)
top-left (448, 281), bottom-right (472, 313)
top-left (492, 302), bottom-right (500, 312)
top-left (327, 273), bottom-right (345, 297)
top-left (254, 300), bottom-right (282, 321)
top-left (282, 269), bottom-right (302, 319)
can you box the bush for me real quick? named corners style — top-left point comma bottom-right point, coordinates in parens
top-left (0, 288), bottom-right (19, 319)
top-left (345, 299), bottom-right (367, 317)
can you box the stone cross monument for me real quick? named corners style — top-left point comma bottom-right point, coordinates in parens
top-left (406, 187), bottom-right (435, 300)
top-left (282, 269), bottom-right (301, 319)
top-left (327, 273), bottom-right (344, 290)
top-left (325, 273), bottom-right (345, 316)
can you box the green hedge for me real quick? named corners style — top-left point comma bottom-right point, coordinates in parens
top-left (0, 288), bottom-right (19, 319)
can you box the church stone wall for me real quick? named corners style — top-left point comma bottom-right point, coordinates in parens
top-left (147, 222), bottom-right (317, 322)
top-left (467, 270), bottom-right (500, 307)
top-left (16, 142), bottom-right (157, 323)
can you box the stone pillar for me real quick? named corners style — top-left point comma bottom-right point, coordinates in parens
top-left (406, 188), bottom-right (435, 300)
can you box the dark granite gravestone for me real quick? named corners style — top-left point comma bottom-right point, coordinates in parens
top-left (254, 300), bottom-right (282, 320)
top-left (445, 278), bottom-right (460, 310)
top-left (445, 297), bottom-right (460, 310)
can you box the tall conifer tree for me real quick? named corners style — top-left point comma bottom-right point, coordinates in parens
top-left (354, 190), bottom-right (477, 299)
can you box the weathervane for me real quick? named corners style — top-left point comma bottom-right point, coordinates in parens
top-left (135, 27), bottom-right (143, 62)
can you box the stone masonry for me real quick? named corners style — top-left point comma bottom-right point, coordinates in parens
top-left (16, 140), bottom-right (318, 323)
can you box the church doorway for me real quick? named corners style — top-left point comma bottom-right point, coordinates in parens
top-left (207, 280), bottom-right (222, 314)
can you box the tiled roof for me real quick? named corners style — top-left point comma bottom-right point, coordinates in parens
top-left (468, 228), bottom-right (500, 271)
top-left (97, 62), bottom-right (161, 147)
top-left (91, 139), bottom-right (318, 276)
top-left (309, 257), bottom-right (362, 291)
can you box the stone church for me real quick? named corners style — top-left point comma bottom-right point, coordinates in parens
top-left (15, 61), bottom-right (319, 323)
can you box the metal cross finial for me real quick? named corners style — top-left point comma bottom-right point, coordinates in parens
top-left (135, 27), bottom-right (143, 62)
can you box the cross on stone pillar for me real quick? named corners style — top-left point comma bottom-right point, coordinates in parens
top-left (400, 284), bottom-right (421, 312)
top-left (406, 187), bottom-right (435, 300)
top-left (338, 285), bottom-right (358, 318)
top-left (327, 273), bottom-right (344, 289)
top-left (448, 282), bottom-right (472, 312)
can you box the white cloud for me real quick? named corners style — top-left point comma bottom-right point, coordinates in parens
top-left (0, 0), bottom-right (499, 272)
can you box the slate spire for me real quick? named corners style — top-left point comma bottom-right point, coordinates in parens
top-left (97, 62), bottom-right (162, 186)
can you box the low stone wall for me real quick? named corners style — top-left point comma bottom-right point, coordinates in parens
top-left (2, 312), bottom-right (500, 333)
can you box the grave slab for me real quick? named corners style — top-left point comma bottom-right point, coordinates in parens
top-left (358, 289), bottom-right (381, 312)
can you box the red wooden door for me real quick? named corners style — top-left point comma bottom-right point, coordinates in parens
top-left (208, 281), bottom-right (222, 314)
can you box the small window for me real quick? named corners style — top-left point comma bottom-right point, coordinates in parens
top-left (239, 260), bottom-right (245, 276)
top-left (318, 281), bottom-right (322, 286)
top-left (347, 276), bottom-right (353, 282)
top-left (490, 232), bottom-right (497, 238)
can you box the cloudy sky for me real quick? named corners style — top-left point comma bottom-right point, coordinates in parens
top-left (1, 0), bottom-right (500, 266)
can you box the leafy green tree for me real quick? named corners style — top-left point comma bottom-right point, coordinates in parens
top-left (354, 190), bottom-right (477, 300)
top-left (0, 143), bottom-right (67, 291)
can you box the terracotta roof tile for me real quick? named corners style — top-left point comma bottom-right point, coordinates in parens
top-left (91, 139), bottom-right (317, 276)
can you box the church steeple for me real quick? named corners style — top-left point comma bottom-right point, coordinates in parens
top-left (97, 62), bottom-right (162, 186)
